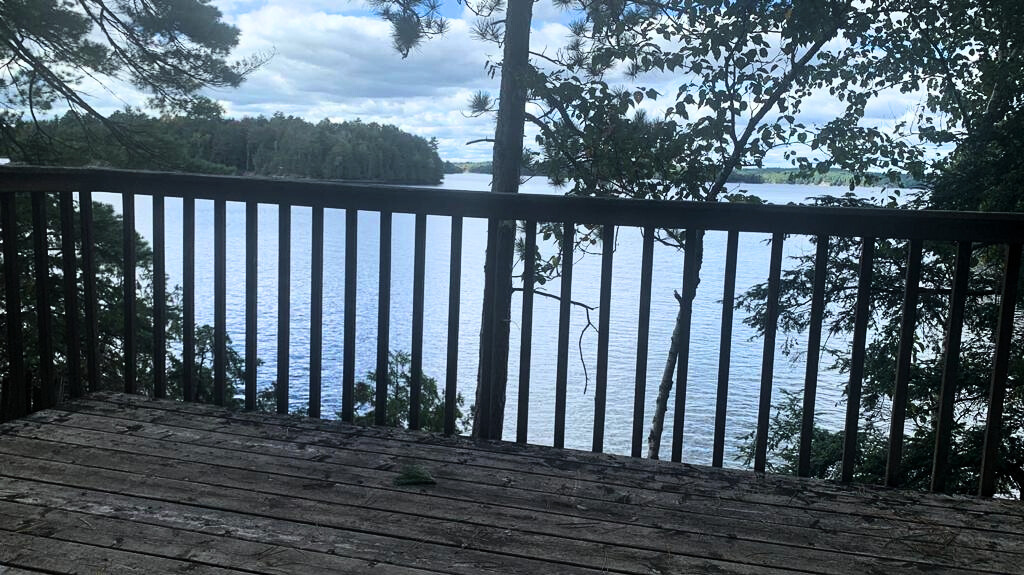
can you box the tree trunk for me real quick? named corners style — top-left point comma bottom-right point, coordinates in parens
top-left (643, 32), bottom-right (833, 459)
top-left (648, 230), bottom-right (703, 458)
top-left (473, 0), bottom-right (533, 440)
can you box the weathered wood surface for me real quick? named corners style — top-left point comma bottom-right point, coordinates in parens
top-left (0, 395), bottom-right (1021, 574)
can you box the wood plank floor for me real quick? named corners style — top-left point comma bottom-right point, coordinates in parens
top-left (0, 394), bottom-right (1021, 574)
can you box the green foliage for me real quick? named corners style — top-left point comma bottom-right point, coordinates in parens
top-left (531, 0), bottom-right (958, 201)
top-left (1, 111), bottom-right (446, 185)
top-left (453, 160), bottom-right (544, 178)
top-left (733, 12), bottom-right (1024, 489)
top-left (737, 182), bottom-right (1024, 495)
top-left (168, 325), bottom-right (247, 409)
top-left (930, 112), bottom-right (1024, 213)
top-left (441, 161), bottom-right (463, 174)
top-left (0, 0), bottom-right (265, 147)
top-left (367, 0), bottom-right (449, 57)
top-left (0, 194), bottom-right (247, 410)
top-left (352, 351), bottom-right (470, 433)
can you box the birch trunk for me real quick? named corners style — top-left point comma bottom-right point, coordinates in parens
top-left (647, 229), bottom-right (704, 459)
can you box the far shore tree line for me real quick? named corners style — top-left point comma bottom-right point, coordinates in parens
top-left (2, 109), bottom-right (447, 185)
top-left (449, 161), bottom-right (922, 188)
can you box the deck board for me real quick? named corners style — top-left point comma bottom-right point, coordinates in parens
top-left (0, 395), bottom-right (1020, 574)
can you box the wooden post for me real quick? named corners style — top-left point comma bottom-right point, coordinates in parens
top-left (1, 193), bottom-right (27, 421)
top-left (60, 192), bottom-right (81, 399)
top-left (32, 193), bottom-right (57, 408)
top-left (978, 244), bottom-right (1020, 497)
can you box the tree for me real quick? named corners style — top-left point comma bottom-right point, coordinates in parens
top-left (370, 0), bottom-right (534, 439)
top-left (0, 110), bottom-right (447, 184)
top-left (0, 193), bottom-right (248, 417)
top-left (373, 0), bottom-right (921, 445)
top-left (525, 0), bottom-right (917, 458)
top-left (372, 0), bottom-right (1022, 455)
top-left (510, 0), bottom-right (1023, 461)
top-left (0, 0), bottom-right (265, 153)
top-left (740, 109), bottom-right (1024, 496)
top-left (352, 351), bottom-right (471, 432)
top-left (733, 1), bottom-right (1024, 495)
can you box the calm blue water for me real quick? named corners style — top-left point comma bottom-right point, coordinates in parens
top-left (98, 174), bottom-right (879, 465)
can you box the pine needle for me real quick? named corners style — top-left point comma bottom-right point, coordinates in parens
top-left (394, 465), bottom-right (436, 486)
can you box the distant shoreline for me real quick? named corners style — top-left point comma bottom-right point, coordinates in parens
top-left (444, 163), bottom-right (923, 188)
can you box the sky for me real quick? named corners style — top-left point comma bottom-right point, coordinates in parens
top-left (81, 0), bottom-right (933, 165)
top-left (203, 0), bottom-right (578, 163)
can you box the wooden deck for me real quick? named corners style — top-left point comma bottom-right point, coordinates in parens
top-left (0, 394), bottom-right (1020, 574)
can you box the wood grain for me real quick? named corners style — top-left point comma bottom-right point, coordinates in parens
top-left (1, 395), bottom-right (1020, 575)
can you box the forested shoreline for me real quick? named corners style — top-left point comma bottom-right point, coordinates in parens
top-left (0, 111), bottom-right (446, 185)
top-left (447, 161), bottom-right (921, 188)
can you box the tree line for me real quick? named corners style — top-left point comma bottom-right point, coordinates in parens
top-left (2, 110), bottom-right (447, 185)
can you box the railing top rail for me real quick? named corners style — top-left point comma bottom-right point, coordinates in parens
top-left (3, 166), bottom-right (1023, 242)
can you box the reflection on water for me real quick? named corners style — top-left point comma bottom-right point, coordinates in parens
top-left (101, 173), bottom-right (879, 465)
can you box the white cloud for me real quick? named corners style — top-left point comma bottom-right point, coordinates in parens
top-left (204, 3), bottom-right (505, 160)
top-left (62, 1), bottom-right (939, 166)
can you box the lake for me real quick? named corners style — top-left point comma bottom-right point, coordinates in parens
top-left (99, 173), bottom-right (881, 466)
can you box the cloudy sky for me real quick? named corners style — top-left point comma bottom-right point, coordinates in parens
top-left (84, 0), bottom-right (931, 165)
top-left (204, 0), bottom-right (588, 162)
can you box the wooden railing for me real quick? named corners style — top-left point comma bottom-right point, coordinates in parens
top-left (1, 167), bottom-right (1022, 496)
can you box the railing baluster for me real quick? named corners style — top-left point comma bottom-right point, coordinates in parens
top-left (209, 199), bottom-right (224, 405)
top-left (593, 223), bottom-right (614, 453)
top-left (979, 243), bottom-right (1022, 497)
top-left (797, 235), bottom-right (829, 476)
top-left (931, 240), bottom-right (973, 492)
top-left (754, 232), bottom-right (785, 473)
top-left (183, 195), bottom-right (196, 401)
top-left (80, 191), bottom-right (100, 393)
top-left (712, 230), bottom-right (739, 468)
top-left (631, 226), bottom-right (655, 458)
top-left (409, 213), bottom-right (427, 430)
top-left (152, 194), bottom-right (166, 399)
top-left (554, 221), bottom-right (574, 449)
top-left (60, 192), bottom-right (81, 399)
top-left (213, 198), bottom-right (227, 406)
top-left (122, 191), bottom-right (136, 395)
top-left (842, 237), bottom-right (875, 483)
top-left (517, 221), bottom-right (537, 444)
top-left (672, 227), bottom-right (700, 463)
top-left (309, 204), bottom-right (324, 418)
top-left (885, 239), bottom-right (922, 487)
top-left (342, 209), bottom-right (358, 423)
top-left (1, 192), bottom-right (27, 421)
top-left (32, 193), bottom-right (56, 409)
top-left (444, 216), bottom-right (463, 436)
top-left (375, 211), bottom-right (392, 426)
top-left (277, 203), bottom-right (291, 414)
top-left (244, 201), bottom-right (257, 411)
